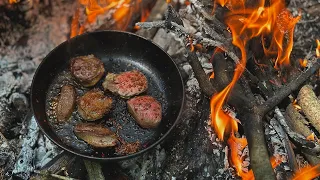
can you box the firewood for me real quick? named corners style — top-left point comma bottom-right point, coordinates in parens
top-left (297, 85), bottom-right (320, 133)
top-left (285, 104), bottom-right (312, 138)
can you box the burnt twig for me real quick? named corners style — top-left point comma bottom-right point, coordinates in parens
top-left (187, 51), bottom-right (215, 97)
top-left (269, 118), bottom-right (298, 173)
top-left (260, 58), bottom-right (320, 114)
top-left (33, 170), bottom-right (79, 180)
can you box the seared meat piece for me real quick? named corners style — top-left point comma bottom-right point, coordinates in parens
top-left (102, 70), bottom-right (148, 98)
top-left (70, 55), bottom-right (105, 87)
top-left (56, 85), bottom-right (76, 122)
top-left (77, 89), bottom-right (112, 121)
top-left (115, 141), bottom-right (140, 155)
top-left (74, 123), bottom-right (117, 148)
top-left (127, 96), bottom-right (162, 128)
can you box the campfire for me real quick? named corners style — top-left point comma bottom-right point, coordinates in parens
top-left (0, 0), bottom-right (320, 179)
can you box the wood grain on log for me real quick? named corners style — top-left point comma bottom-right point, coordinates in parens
top-left (297, 85), bottom-right (320, 132)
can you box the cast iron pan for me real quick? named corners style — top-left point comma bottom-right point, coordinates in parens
top-left (31, 30), bottom-right (185, 161)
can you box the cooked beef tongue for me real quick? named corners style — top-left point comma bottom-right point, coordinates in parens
top-left (70, 55), bottom-right (105, 87)
top-left (127, 95), bottom-right (162, 128)
top-left (77, 89), bottom-right (112, 121)
top-left (74, 123), bottom-right (117, 148)
top-left (56, 85), bottom-right (76, 122)
top-left (103, 70), bottom-right (148, 98)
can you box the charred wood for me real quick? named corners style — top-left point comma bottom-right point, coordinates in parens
top-left (241, 112), bottom-right (275, 180)
top-left (274, 107), bottom-right (320, 157)
top-left (187, 51), bottom-right (215, 97)
top-left (269, 118), bottom-right (297, 176)
top-left (135, 0), bottom-right (167, 39)
top-left (261, 58), bottom-right (320, 115)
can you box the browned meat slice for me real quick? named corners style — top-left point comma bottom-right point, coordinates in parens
top-left (74, 123), bottom-right (117, 148)
top-left (102, 70), bottom-right (148, 98)
top-left (77, 89), bottom-right (112, 121)
top-left (70, 55), bottom-right (105, 87)
top-left (115, 141), bottom-right (140, 155)
top-left (127, 96), bottom-right (162, 128)
top-left (56, 85), bottom-right (76, 122)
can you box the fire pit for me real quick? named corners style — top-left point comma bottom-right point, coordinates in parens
top-left (0, 0), bottom-right (320, 179)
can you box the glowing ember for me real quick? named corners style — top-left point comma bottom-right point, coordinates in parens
top-left (306, 133), bottom-right (315, 141)
top-left (270, 156), bottom-right (281, 168)
top-left (9, 0), bottom-right (18, 4)
top-left (293, 164), bottom-right (320, 180)
top-left (299, 59), bottom-right (308, 68)
top-left (292, 99), bottom-right (302, 111)
top-left (316, 39), bottom-right (320, 57)
top-left (210, 72), bottom-right (215, 79)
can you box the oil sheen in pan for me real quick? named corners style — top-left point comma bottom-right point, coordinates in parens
top-left (45, 61), bottom-right (168, 157)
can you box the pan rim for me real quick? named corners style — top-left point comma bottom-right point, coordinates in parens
top-left (31, 30), bottom-right (186, 161)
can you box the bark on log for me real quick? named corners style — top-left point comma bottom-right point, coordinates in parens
top-left (297, 85), bottom-right (320, 133)
top-left (241, 112), bottom-right (275, 180)
top-left (285, 104), bottom-right (312, 138)
top-left (187, 52), bottom-right (215, 97)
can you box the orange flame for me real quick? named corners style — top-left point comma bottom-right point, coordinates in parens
top-left (210, 0), bottom-right (300, 140)
top-left (270, 156), bottom-right (281, 168)
top-left (9, 0), bottom-right (18, 4)
top-left (210, 71), bottom-right (215, 79)
top-left (210, 0), bottom-right (300, 177)
top-left (292, 99), bottom-right (302, 110)
top-left (316, 39), bottom-right (320, 58)
top-left (71, 0), bottom-right (147, 38)
top-left (299, 59), bottom-right (308, 68)
top-left (306, 133), bottom-right (315, 141)
top-left (293, 164), bottom-right (320, 180)
top-left (228, 133), bottom-right (254, 180)
top-left (228, 134), bottom-right (280, 180)
top-left (134, 7), bottom-right (151, 30)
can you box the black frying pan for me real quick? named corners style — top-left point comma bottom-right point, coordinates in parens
top-left (31, 30), bottom-right (185, 161)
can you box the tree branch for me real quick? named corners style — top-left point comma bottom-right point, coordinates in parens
top-left (260, 58), bottom-right (320, 114)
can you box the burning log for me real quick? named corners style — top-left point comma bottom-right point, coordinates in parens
top-left (137, 1), bottom-right (320, 179)
top-left (266, 118), bottom-right (297, 179)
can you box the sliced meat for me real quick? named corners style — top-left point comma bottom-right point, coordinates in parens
top-left (74, 123), bottom-right (117, 148)
top-left (77, 89), bottom-right (112, 121)
top-left (70, 55), bottom-right (105, 87)
top-left (102, 70), bottom-right (148, 98)
top-left (56, 85), bottom-right (76, 122)
top-left (127, 95), bottom-right (162, 128)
